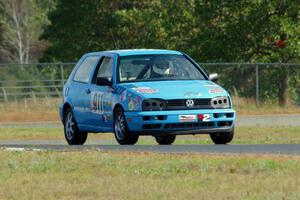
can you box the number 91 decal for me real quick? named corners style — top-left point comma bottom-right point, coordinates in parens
top-left (198, 114), bottom-right (211, 122)
top-left (91, 92), bottom-right (104, 113)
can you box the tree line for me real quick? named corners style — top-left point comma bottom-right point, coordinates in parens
top-left (0, 0), bottom-right (299, 106)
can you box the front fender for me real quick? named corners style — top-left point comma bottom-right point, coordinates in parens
top-left (112, 88), bottom-right (144, 112)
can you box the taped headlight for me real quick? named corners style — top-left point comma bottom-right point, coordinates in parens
top-left (211, 96), bottom-right (230, 109)
top-left (142, 99), bottom-right (166, 111)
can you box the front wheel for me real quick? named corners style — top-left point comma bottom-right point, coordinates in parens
top-left (155, 135), bottom-right (176, 145)
top-left (210, 129), bottom-right (234, 144)
top-left (64, 108), bottom-right (87, 145)
top-left (114, 107), bottom-right (139, 145)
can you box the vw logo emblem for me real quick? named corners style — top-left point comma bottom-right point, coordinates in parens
top-left (185, 99), bottom-right (194, 108)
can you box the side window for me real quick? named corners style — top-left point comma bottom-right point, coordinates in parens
top-left (96, 57), bottom-right (114, 81)
top-left (74, 56), bottom-right (99, 83)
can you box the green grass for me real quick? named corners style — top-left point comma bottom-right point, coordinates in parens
top-left (1, 126), bottom-right (300, 144)
top-left (0, 150), bottom-right (299, 200)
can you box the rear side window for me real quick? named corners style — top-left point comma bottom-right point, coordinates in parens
top-left (74, 56), bottom-right (99, 83)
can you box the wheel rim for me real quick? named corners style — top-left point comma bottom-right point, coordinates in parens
top-left (115, 113), bottom-right (126, 140)
top-left (65, 112), bottom-right (75, 140)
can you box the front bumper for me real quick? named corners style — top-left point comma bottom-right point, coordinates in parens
top-left (125, 109), bottom-right (235, 136)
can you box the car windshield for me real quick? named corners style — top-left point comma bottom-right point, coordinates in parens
top-left (118, 54), bottom-right (206, 83)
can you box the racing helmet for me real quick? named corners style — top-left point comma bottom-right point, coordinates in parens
top-left (153, 58), bottom-right (169, 70)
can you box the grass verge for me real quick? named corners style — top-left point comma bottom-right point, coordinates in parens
top-left (0, 150), bottom-right (299, 200)
top-left (1, 126), bottom-right (300, 144)
top-left (232, 96), bottom-right (300, 115)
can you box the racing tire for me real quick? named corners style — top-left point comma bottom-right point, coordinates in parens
top-left (64, 108), bottom-right (88, 145)
top-left (155, 135), bottom-right (176, 145)
top-left (210, 129), bottom-right (234, 144)
top-left (114, 107), bottom-right (139, 145)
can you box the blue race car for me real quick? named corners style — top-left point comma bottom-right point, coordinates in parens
top-left (59, 49), bottom-right (235, 145)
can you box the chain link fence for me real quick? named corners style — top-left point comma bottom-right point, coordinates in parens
top-left (1, 62), bottom-right (300, 106)
top-left (201, 63), bottom-right (300, 106)
top-left (0, 63), bottom-right (75, 102)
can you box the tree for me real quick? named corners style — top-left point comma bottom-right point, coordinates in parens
top-left (0, 0), bottom-right (54, 63)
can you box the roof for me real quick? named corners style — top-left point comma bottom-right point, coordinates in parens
top-left (87, 49), bottom-right (183, 57)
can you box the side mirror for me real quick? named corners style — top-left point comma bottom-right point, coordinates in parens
top-left (209, 73), bottom-right (218, 82)
top-left (96, 77), bottom-right (112, 86)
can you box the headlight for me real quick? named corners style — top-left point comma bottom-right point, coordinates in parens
top-left (142, 99), bottom-right (166, 111)
top-left (211, 96), bottom-right (230, 109)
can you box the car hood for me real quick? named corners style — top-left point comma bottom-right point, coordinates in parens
top-left (121, 80), bottom-right (229, 99)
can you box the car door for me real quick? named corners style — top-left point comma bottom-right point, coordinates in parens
top-left (87, 56), bottom-right (115, 128)
top-left (70, 55), bottom-right (100, 126)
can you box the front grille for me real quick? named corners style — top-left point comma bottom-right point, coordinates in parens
top-left (164, 122), bottom-right (214, 129)
top-left (142, 124), bottom-right (162, 130)
top-left (165, 99), bottom-right (212, 110)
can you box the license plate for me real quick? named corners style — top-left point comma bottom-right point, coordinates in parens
top-left (179, 115), bottom-right (197, 122)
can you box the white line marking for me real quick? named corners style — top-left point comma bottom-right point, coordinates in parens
top-left (4, 147), bottom-right (26, 151)
top-left (3, 147), bottom-right (44, 152)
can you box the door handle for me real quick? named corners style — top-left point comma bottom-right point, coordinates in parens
top-left (85, 88), bottom-right (91, 94)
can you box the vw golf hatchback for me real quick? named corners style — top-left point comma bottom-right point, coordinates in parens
top-left (59, 49), bottom-right (235, 145)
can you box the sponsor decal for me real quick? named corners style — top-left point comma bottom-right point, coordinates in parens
top-left (198, 114), bottom-right (211, 122)
top-left (184, 92), bottom-right (202, 98)
top-left (132, 87), bottom-right (158, 94)
top-left (103, 94), bottom-right (112, 110)
top-left (136, 96), bottom-right (143, 103)
top-left (102, 115), bottom-right (111, 123)
top-left (179, 115), bottom-right (197, 122)
top-left (120, 90), bottom-right (127, 102)
top-left (205, 84), bottom-right (225, 93)
top-left (209, 89), bottom-right (225, 93)
top-left (204, 84), bottom-right (217, 88)
top-left (128, 97), bottom-right (138, 111)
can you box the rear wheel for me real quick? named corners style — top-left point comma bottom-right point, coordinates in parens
top-left (64, 108), bottom-right (87, 145)
top-left (114, 107), bottom-right (139, 145)
top-left (155, 135), bottom-right (176, 145)
top-left (210, 129), bottom-right (234, 144)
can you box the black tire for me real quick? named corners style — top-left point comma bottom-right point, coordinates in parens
top-left (210, 129), bottom-right (234, 144)
top-left (114, 107), bottom-right (139, 145)
top-left (155, 135), bottom-right (176, 145)
top-left (64, 108), bottom-right (88, 145)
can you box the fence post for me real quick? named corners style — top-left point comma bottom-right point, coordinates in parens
top-left (60, 63), bottom-right (65, 89)
top-left (255, 64), bottom-right (259, 107)
top-left (1, 87), bottom-right (7, 102)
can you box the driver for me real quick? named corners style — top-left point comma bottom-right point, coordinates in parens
top-left (150, 58), bottom-right (171, 78)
